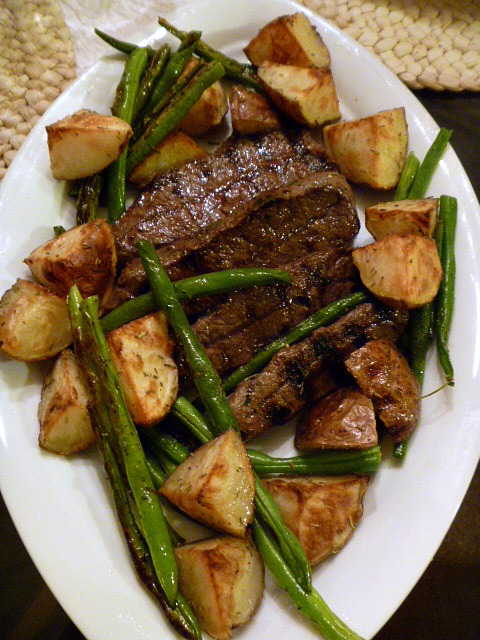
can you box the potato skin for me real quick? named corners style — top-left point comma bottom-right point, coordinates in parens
top-left (0, 279), bottom-right (71, 361)
top-left (295, 387), bottom-right (378, 451)
top-left (323, 108), bottom-right (408, 189)
top-left (129, 131), bottom-right (207, 187)
top-left (38, 349), bottom-right (95, 455)
top-left (107, 312), bottom-right (178, 427)
top-left (25, 220), bottom-right (116, 307)
top-left (262, 475), bottom-right (369, 565)
top-left (258, 61), bottom-right (340, 126)
top-left (352, 233), bottom-right (443, 309)
top-left (365, 198), bottom-right (439, 240)
top-left (229, 85), bottom-right (282, 135)
top-left (179, 76), bottom-right (228, 135)
top-left (46, 109), bottom-right (132, 180)
top-left (244, 12), bottom-right (331, 69)
top-left (175, 535), bottom-right (264, 640)
top-left (345, 338), bottom-right (420, 442)
top-left (159, 430), bottom-right (255, 536)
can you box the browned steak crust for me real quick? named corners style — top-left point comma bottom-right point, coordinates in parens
top-left (109, 129), bottom-right (338, 305)
top-left (228, 303), bottom-right (408, 440)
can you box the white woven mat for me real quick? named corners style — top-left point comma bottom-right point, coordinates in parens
top-left (1, 0), bottom-right (479, 180)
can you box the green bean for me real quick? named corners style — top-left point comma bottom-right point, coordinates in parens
top-left (435, 195), bottom-right (457, 386)
top-left (67, 285), bottom-right (179, 607)
top-left (394, 151), bottom-right (419, 201)
top-left (132, 44), bottom-right (170, 122)
top-left (158, 16), bottom-right (262, 91)
top-left (171, 395), bottom-right (215, 444)
top-left (108, 47), bottom-right (149, 222)
top-left (408, 128), bottom-right (453, 199)
top-left (140, 34), bottom-right (200, 122)
top-left (127, 61), bottom-right (225, 174)
top-left (137, 240), bottom-right (238, 436)
top-left (138, 241), bottom-right (313, 592)
top-left (170, 395), bottom-right (381, 475)
top-left (75, 173), bottom-right (103, 225)
top-left (97, 428), bottom-right (201, 640)
top-left (223, 291), bottom-right (369, 393)
top-left (141, 58), bottom-right (203, 134)
top-left (394, 198), bottom-right (451, 460)
top-left (248, 446), bottom-right (382, 476)
top-left (94, 28), bottom-right (156, 58)
top-left (100, 267), bottom-right (291, 333)
top-left (252, 519), bottom-right (364, 640)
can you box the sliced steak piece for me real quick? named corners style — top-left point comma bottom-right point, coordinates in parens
top-left (181, 247), bottom-right (359, 378)
top-left (110, 129), bottom-right (337, 305)
top-left (172, 171), bottom-right (358, 277)
top-left (228, 302), bottom-right (408, 440)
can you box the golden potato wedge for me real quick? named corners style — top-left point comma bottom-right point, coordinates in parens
top-left (107, 312), bottom-right (177, 427)
top-left (175, 535), bottom-right (264, 640)
top-left (365, 198), bottom-right (439, 240)
top-left (244, 12), bottom-right (331, 69)
top-left (352, 233), bottom-right (443, 309)
top-left (179, 77), bottom-right (228, 136)
top-left (0, 279), bottom-right (71, 361)
top-left (345, 338), bottom-right (420, 442)
top-left (159, 429), bottom-right (255, 537)
top-left (46, 109), bottom-right (132, 180)
top-left (258, 61), bottom-right (340, 126)
top-left (262, 475), bottom-right (369, 566)
top-left (295, 387), bottom-right (378, 451)
top-left (38, 349), bottom-right (95, 455)
top-left (323, 108), bottom-right (408, 190)
top-left (129, 131), bottom-right (207, 187)
top-left (229, 85), bottom-right (282, 135)
top-left (24, 220), bottom-right (116, 307)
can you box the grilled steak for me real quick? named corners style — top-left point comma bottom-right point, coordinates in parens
top-left (228, 302), bottom-right (408, 440)
top-left (110, 129), bottom-right (337, 305)
top-left (171, 171), bottom-right (358, 278)
top-left (172, 170), bottom-right (360, 377)
top-left (186, 247), bottom-right (358, 377)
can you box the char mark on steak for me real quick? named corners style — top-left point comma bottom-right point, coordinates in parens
top-left (228, 302), bottom-right (408, 440)
top-left (109, 129), bottom-right (338, 306)
top-left (179, 247), bottom-right (359, 378)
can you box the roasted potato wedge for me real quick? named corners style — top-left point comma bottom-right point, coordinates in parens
top-left (46, 109), bottom-right (132, 180)
top-left (244, 12), bottom-right (331, 69)
top-left (0, 279), bottom-right (71, 361)
top-left (229, 85), bottom-right (282, 135)
top-left (175, 535), bottom-right (264, 640)
top-left (107, 312), bottom-right (178, 427)
top-left (129, 131), bottom-right (207, 187)
top-left (295, 387), bottom-right (378, 451)
top-left (25, 220), bottom-right (116, 307)
top-left (38, 349), bottom-right (94, 455)
top-left (179, 73), bottom-right (228, 136)
top-left (323, 107), bottom-right (408, 190)
top-left (345, 338), bottom-right (420, 442)
top-left (365, 198), bottom-right (439, 240)
top-left (159, 429), bottom-right (255, 537)
top-left (262, 475), bottom-right (369, 566)
top-left (352, 233), bottom-right (443, 309)
top-left (258, 61), bottom-right (340, 126)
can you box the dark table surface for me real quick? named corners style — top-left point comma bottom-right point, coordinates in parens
top-left (1, 89), bottom-right (479, 640)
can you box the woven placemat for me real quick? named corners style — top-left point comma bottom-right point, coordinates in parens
top-left (0, 0), bottom-right (76, 180)
top-left (1, 1), bottom-right (479, 181)
top-left (302, 0), bottom-right (480, 91)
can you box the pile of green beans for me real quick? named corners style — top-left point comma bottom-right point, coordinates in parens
top-left (67, 286), bottom-right (202, 639)
top-left (393, 128), bottom-right (457, 460)
top-left (138, 239), bottom-right (365, 640)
